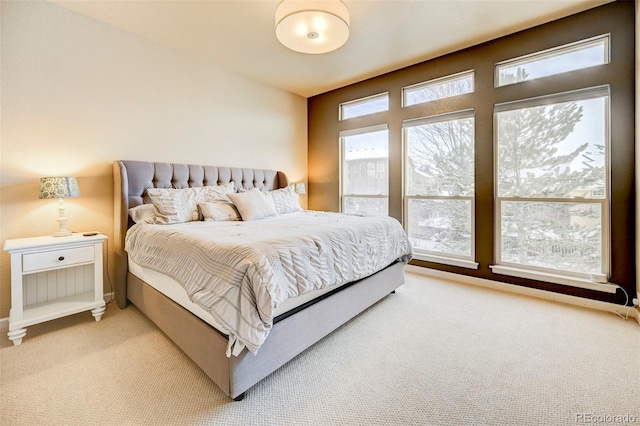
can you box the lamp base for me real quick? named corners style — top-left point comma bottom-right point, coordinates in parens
top-left (54, 198), bottom-right (73, 237)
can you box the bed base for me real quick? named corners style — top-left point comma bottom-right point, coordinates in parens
top-left (114, 160), bottom-right (406, 399)
top-left (127, 261), bottom-right (405, 400)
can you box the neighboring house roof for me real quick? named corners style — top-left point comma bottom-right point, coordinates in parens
top-left (345, 147), bottom-right (388, 161)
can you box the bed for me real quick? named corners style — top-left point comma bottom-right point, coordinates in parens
top-left (113, 160), bottom-right (411, 400)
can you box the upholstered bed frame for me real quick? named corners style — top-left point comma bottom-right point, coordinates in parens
top-left (113, 160), bottom-right (406, 400)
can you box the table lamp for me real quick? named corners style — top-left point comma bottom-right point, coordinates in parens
top-left (38, 176), bottom-right (81, 237)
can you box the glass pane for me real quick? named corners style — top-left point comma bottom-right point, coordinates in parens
top-left (496, 36), bottom-right (608, 86)
top-left (407, 198), bottom-right (472, 257)
top-left (343, 129), bottom-right (388, 196)
top-left (497, 96), bottom-right (606, 199)
top-left (500, 201), bottom-right (602, 274)
top-left (404, 72), bottom-right (474, 107)
top-left (340, 94), bottom-right (389, 120)
top-left (406, 116), bottom-right (474, 196)
top-left (343, 197), bottom-right (388, 216)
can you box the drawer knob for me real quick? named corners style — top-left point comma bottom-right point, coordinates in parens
top-left (58, 256), bottom-right (65, 261)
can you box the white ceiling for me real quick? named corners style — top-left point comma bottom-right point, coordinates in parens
top-left (51, 0), bottom-right (612, 98)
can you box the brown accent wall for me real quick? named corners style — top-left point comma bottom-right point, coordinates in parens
top-left (308, 1), bottom-right (635, 305)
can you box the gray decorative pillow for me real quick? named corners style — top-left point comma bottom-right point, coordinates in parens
top-left (268, 185), bottom-right (303, 214)
top-left (228, 188), bottom-right (277, 221)
top-left (198, 201), bottom-right (241, 221)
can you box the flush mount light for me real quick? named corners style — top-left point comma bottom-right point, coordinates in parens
top-left (275, 0), bottom-right (350, 54)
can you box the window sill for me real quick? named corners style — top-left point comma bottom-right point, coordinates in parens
top-left (490, 265), bottom-right (618, 294)
top-left (413, 253), bottom-right (479, 270)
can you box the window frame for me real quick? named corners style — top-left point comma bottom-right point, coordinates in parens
top-left (402, 70), bottom-right (475, 108)
top-left (339, 92), bottom-right (389, 121)
top-left (403, 109), bottom-right (479, 269)
top-left (491, 85), bottom-right (613, 290)
top-left (339, 123), bottom-right (390, 216)
top-left (494, 34), bottom-right (610, 88)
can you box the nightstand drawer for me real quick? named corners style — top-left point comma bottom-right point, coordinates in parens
top-left (22, 246), bottom-right (95, 273)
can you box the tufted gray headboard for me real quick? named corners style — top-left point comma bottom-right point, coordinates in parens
top-left (113, 160), bottom-right (289, 308)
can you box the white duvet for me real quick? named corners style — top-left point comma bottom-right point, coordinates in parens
top-left (125, 211), bottom-right (412, 356)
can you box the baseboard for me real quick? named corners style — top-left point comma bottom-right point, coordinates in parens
top-left (0, 292), bottom-right (115, 331)
top-left (5, 282), bottom-right (637, 332)
top-left (627, 306), bottom-right (640, 326)
top-left (103, 292), bottom-right (115, 305)
top-left (406, 265), bottom-right (640, 325)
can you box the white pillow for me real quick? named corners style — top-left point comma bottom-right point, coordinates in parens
top-left (146, 183), bottom-right (236, 224)
top-left (128, 204), bottom-right (156, 224)
top-left (228, 188), bottom-right (277, 221)
top-left (200, 182), bottom-right (235, 202)
top-left (198, 201), bottom-right (241, 221)
top-left (268, 185), bottom-right (302, 214)
top-left (146, 187), bottom-right (198, 224)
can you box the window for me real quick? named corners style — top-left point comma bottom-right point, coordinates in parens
top-left (339, 93), bottom-right (389, 120)
top-left (493, 86), bottom-right (609, 283)
top-left (340, 125), bottom-right (388, 216)
top-left (403, 70), bottom-right (474, 107)
top-left (311, 2), bottom-right (633, 297)
top-left (404, 110), bottom-right (477, 268)
top-left (495, 34), bottom-right (609, 87)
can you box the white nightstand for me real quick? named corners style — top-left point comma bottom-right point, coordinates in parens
top-left (4, 233), bottom-right (108, 345)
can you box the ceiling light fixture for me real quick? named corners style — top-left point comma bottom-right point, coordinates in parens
top-left (275, 0), bottom-right (350, 54)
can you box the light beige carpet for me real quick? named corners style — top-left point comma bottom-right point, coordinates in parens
top-left (1, 272), bottom-right (638, 426)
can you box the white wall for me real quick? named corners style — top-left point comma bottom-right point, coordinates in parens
top-left (0, 1), bottom-right (307, 318)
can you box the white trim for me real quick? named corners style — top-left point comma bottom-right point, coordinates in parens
top-left (494, 86), bottom-right (611, 282)
top-left (343, 194), bottom-right (388, 199)
top-left (339, 125), bottom-right (390, 215)
top-left (0, 292), bottom-right (114, 331)
top-left (406, 265), bottom-right (637, 321)
top-left (103, 292), bottom-right (114, 304)
top-left (490, 264), bottom-right (617, 294)
top-left (5, 285), bottom-right (637, 332)
top-left (402, 110), bottom-right (476, 264)
top-left (629, 307), bottom-right (640, 327)
top-left (402, 70), bottom-right (474, 108)
top-left (494, 34), bottom-right (610, 88)
top-left (338, 123), bottom-right (388, 138)
top-left (494, 34), bottom-right (610, 68)
top-left (412, 253), bottom-right (479, 269)
top-left (494, 85), bottom-right (610, 112)
top-left (339, 93), bottom-right (389, 121)
top-left (403, 108), bottom-right (475, 127)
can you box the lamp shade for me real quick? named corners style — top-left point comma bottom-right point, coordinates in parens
top-left (38, 176), bottom-right (81, 199)
top-left (275, 0), bottom-right (350, 54)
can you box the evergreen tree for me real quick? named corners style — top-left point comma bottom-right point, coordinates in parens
top-left (496, 71), bottom-right (604, 272)
top-left (406, 117), bottom-right (473, 256)
top-left (407, 69), bottom-right (605, 271)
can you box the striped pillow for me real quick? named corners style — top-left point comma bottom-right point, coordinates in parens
top-left (267, 185), bottom-right (302, 214)
top-left (146, 182), bottom-right (236, 224)
top-left (147, 188), bottom-right (196, 224)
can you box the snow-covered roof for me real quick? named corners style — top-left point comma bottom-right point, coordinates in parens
top-left (345, 147), bottom-right (388, 161)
